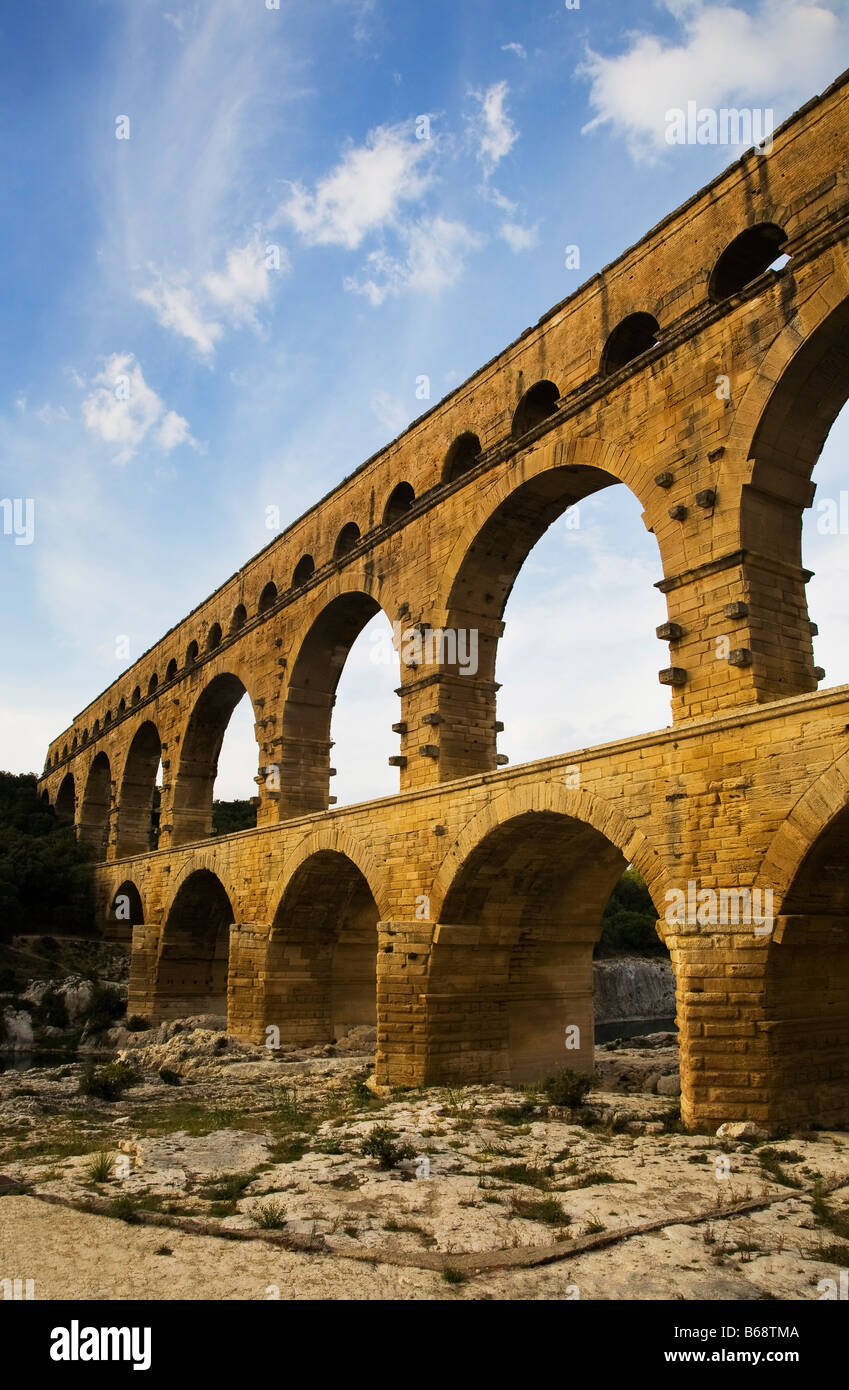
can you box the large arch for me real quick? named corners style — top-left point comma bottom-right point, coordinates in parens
top-left (423, 786), bottom-right (668, 1086)
top-left (434, 436), bottom-right (663, 779)
top-left (115, 721), bottom-right (162, 859)
top-left (106, 879), bottom-right (145, 942)
top-left (55, 772), bottom-right (75, 822)
top-left (171, 673), bottom-right (259, 846)
top-left (264, 850), bottom-right (380, 1045)
top-left (278, 590), bottom-right (397, 818)
top-left (78, 753), bottom-right (112, 855)
top-left (154, 868), bottom-right (234, 1021)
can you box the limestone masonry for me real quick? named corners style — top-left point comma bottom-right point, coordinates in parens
top-left (38, 71), bottom-right (849, 1130)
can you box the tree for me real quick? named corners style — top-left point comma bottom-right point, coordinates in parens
top-left (0, 772), bottom-right (95, 941)
top-left (595, 867), bottom-right (665, 957)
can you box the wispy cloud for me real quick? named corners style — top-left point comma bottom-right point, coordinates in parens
top-left (500, 221), bottom-right (539, 253)
top-left (501, 42), bottom-right (526, 60)
top-left (80, 353), bottom-right (196, 464)
top-left (579, 0), bottom-right (844, 162)
top-left (468, 81), bottom-right (518, 174)
top-left (345, 216), bottom-right (482, 305)
top-left (278, 122), bottom-right (434, 249)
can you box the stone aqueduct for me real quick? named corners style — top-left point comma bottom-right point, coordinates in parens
top-left (38, 73), bottom-right (849, 1130)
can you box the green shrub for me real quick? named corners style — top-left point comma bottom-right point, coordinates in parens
top-left (541, 1068), bottom-right (593, 1109)
top-left (158, 1067), bottom-right (182, 1086)
top-left (84, 984), bottom-right (125, 1033)
top-left (596, 868), bottom-right (665, 957)
top-left (510, 1194), bottom-right (570, 1226)
top-left (86, 1150), bottom-right (115, 1183)
top-left (126, 1015), bottom-right (150, 1032)
top-left (78, 1059), bottom-right (138, 1101)
top-left (33, 987), bottom-right (69, 1029)
top-left (442, 1266), bottom-right (467, 1285)
top-left (252, 1199), bottom-right (287, 1229)
top-left (361, 1125), bottom-right (416, 1170)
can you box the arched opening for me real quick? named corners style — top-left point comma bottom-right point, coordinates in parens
top-left (171, 673), bottom-right (258, 846)
top-left (428, 810), bottom-right (665, 1085)
top-left (258, 581), bottom-right (278, 614)
top-left (165, 659), bottom-right (178, 682)
top-left (55, 772), bottom-right (75, 822)
top-left (765, 803), bottom-right (849, 1128)
top-left (155, 870), bottom-right (233, 1022)
top-left (330, 607), bottom-right (399, 807)
top-left (117, 698), bottom-right (126, 715)
top-left (511, 380), bottom-right (559, 439)
top-left (116, 721), bottom-right (162, 858)
top-left (79, 752), bottom-right (112, 856)
top-left (82, 728), bottom-right (89, 744)
top-left (108, 879), bottom-right (144, 942)
top-left (61, 744), bottom-right (69, 760)
top-left (443, 431), bottom-right (481, 484)
top-left (185, 640), bottom-right (199, 666)
top-left (131, 686), bottom-right (141, 706)
top-left (279, 592), bottom-right (397, 817)
top-left (334, 522), bottom-right (360, 560)
top-left (266, 852), bottom-right (378, 1045)
top-left (230, 603), bottom-right (247, 633)
top-left (72, 735), bottom-right (78, 752)
top-left (746, 298), bottom-right (849, 700)
top-left (383, 481), bottom-right (415, 525)
top-left (709, 223), bottom-right (788, 303)
top-left (292, 554), bottom-right (315, 587)
top-left (600, 313), bottom-right (660, 376)
top-left (206, 622), bottom-right (222, 652)
top-left (104, 711), bottom-right (112, 726)
top-left (442, 464), bottom-right (668, 778)
top-left (147, 673), bottom-right (158, 697)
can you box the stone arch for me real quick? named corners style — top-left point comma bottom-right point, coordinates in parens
top-left (511, 379), bottom-right (559, 439)
top-left (424, 785), bottom-right (667, 1085)
top-left (292, 554), bottom-right (315, 587)
top-left (78, 751), bottom-right (112, 856)
top-left (116, 721), bottom-right (162, 859)
top-left (433, 435), bottom-right (663, 778)
top-left (708, 222), bottom-right (788, 303)
top-left (265, 848), bottom-right (380, 1046)
top-left (108, 879), bottom-right (145, 941)
top-left (147, 673), bottom-right (158, 696)
top-left (154, 868), bottom-right (234, 1022)
top-left (267, 823), bottom-right (391, 922)
top-left (165, 658), bottom-right (178, 682)
top-left (230, 603), bottom-right (247, 633)
top-left (258, 581), bottom-right (277, 614)
top-left (757, 751), bottom-right (849, 1128)
top-left (443, 431), bottom-right (481, 484)
top-left (171, 671), bottom-right (260, 846)
top-left (55, 772), bottom-right (75, 822)
top-left (383, 481), bottom-right (415, 525)
top-left (600, 312), bottom-right (660, 376)
top-left (206, 622), bottom-right (222, 652)
top-left (278, 589), bottom-right (398, 818)
top-left (334, 522), bottom-right (360, 559)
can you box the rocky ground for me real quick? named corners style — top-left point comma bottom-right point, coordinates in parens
top-left (2, 1016), bottom-right (848, 1301)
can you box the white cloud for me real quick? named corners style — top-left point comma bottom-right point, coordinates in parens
top-left (203, 235), bottom-right (285, 325)
top-left (469, 81), bottom-right (518, 173)
top-left (80, 353), bottom-right (196, 464)
top-left (370, 390), bottom-right (410, 437)
top-left (35, 403), bottom-right (71, 425)
top-left (345, 216), bottom-right (482, 306)
top-left (500, 222), bottom-right (539, 252)
top-left (579, 0), bottom-right (845, 162)
top-left (136, 278), bottom-right (223, 359)
top-left (279, 123), bottom-right (433, 249)
top-left (501, 42), bottom-right (527, 59)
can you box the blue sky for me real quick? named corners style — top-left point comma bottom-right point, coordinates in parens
top-left (2, 0), bottom-right (848, 805)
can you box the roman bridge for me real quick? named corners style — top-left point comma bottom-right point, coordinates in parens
top-left (38, 71), bottom-right (849, 1130)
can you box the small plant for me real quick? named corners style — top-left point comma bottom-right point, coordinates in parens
top-left (571, 1170), bottom-right (618, 1189)
top-left (84, 984), bottom-right (126, 1034)
top-left (541, 1068), bottom-right (593, 1109)
top-left (158, 1067), bottom-right (182, 1086)
top-left (252, 1199), bottom-right (287, 1229)
top-left (361, 1124), bottom-right (416, 1170)
top-left (442, 1266), bottom-right (467, 1285)
top-left (490, 1161), bottom-right (554, 1191)
top-left (85, 1150), bottom-right (115, 1183)
top-left (126, 1015), bottom-right (150, 1032)
top-left (154, 1245), bottom-right (172, 1256)
top-left (759, 1149), bottom-right (803, 1190)
top-left (510, 1194), bottom-right (570, 1227)
top-left (273, 1086), bottom-right (311, 1130)
top-left (110, 1194), bottom-right (139, 1224)
top-left (78, 1059), bottom-right (139, 1101)
top-left (199, 1171), bottom-right (255, 1203)
top-left (812, 1180), bottom-right (849, 1241)
top-left (33, 987), bottom-right (69, 1030)
top-left (267, 1135), bottom-right (309, 1164)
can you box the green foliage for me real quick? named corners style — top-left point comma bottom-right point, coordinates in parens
top-left (360, 1124), bottom-right (416, 1169)
top-left (126, 1015), bottom-right (150, 1032)
top-left (442, 1266), bottom-right (467, 1285)
top-left (198, 1171), bottom-right (255, 1203)
top-left (211, 799), bottom-right (257, 836)
top-left (33, 987), bottom-right (69, 1029)
top-left (541, 1068), bottom-right (593, 1109)
top-left (252, 1199), bottom-right (287, 1229)
top-left (158, 1067), bottom-right (182, 1086)
top-left (83, 984), bottom-right (125, 1033)
top-left (596, 868), bottom-right (665, 958)
top-left (509, 1194), bottom-right (570, 1227)
top-left (78, 1059), bottom-right (139, 1101)
top-left (0, 772), bottom-right (95, 941)
top-left (85, 1150), bottom-right (115, 1183)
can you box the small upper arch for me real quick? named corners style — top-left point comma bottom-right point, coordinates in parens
top-left (443, 431), bottom-right (482, 484)
top-left (709, 222), bottom-right (788, 303)
top-left (511, 380), bottom-right (560, 439)
top-left (165, 658), bottom-right (178, 682)
top-left (147, 673), bottom-right (159, 696)
top-left (185, 639), bottom-right (199, 667)
top-left (600, 312), bottom-right (661, 377)
top-left (383, 481), bottom-right (416, 526)
top-left (131, 686), bottom-right (141, 706)
top-left (230, 603), bottom-right (247, 633)
top-left (258, 581), bottom-right (278, 614)
top-left (292, 554), bottom-right (315, 587)
top-left (206, 622), bottom-right (222, 652)
top-left (334, 522), bottom-right (360, 560)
